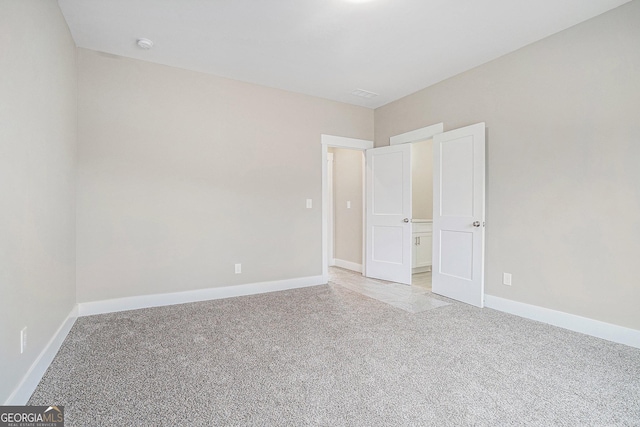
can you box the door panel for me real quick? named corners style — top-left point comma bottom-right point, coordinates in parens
top-left (440, 230), bottom-right (473, 280)
top-left (372, 226), bottom-right (403, 263)
top-left (365, 144), bottom-right (412, 285)
top-left (372, 151), bottom-right (405, 214)
top-left (440, 136), bottom-right (475, 217)
top-left (432, 123), bottom-right (485, 307)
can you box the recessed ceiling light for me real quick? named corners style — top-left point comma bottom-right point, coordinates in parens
top-left (351, 89), bottom-right (378, 99)
top-left (136, 38), bottom-right (154, 49)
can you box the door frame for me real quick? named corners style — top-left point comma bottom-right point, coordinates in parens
top-left (390, 123), bottom-right (444, 145)
top-left (327, 152), bottom-right (335, 266)
top-left (321, 135), bottom-right (373, 283)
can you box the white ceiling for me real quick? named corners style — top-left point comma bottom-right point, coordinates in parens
top-left (58, 0), bottom-right (630, 109)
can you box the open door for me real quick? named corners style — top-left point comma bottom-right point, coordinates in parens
top-left (365, 144), bottom-right (412, 285)
top-left (432, 123), bottom-right (486, 307)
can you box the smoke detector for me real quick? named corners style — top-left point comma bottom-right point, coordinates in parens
top-left (136, 38), bottom-right (154, 49)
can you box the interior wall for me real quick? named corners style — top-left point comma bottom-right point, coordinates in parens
top-left (375, 1), bottom-right (640, 330)
top-left (0, 0), bottom-right (77, 402)
top-left (332, 148), bottom-right (363, 266)
top-left (411, 140), bottom-right (433, 220)
top-left (76, 48), bottom-right (373, 302)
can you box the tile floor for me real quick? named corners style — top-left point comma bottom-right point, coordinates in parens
top-left (328, 267), bottom-right (452, 314)
top-left (412, 271), bottom-right (432, 290)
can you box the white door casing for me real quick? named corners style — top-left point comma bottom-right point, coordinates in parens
top-left (321, 135), bottom-right (373, 282)
top-left (365, 144), bottom-right (412, 285)
top-left (432, 123), bottom-right (486, 307)
top-left (327, 152), bottom-right (335, 266)
top-left (390, 122), bottom-right (444, 146)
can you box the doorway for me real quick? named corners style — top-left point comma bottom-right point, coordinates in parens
top-left (410, 138), bottom-right (434, 290)
top-left (320, 135), bottom-right (373, 283)
top-left (364, 123), bottom-right (444, 285)
top-left (322, 123), bottom-right (486, 308)
top-left (321, 128), bottom-right (439, 285)
top-left (327, 147), bottom-right (365, 273)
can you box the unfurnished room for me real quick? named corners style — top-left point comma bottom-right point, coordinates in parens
top-left (1, 0), bottom-right (639, 425)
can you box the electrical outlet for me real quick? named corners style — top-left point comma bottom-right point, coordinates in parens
top-left (20, 327), bottom-right (27, 354)
top-left (503, 273), bottom-right (512, 286)
top-left (235, 263), bottom-right (242, 274)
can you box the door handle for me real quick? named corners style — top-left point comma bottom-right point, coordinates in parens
top-left (473, 221), bottom-right (481, 227)
top-left (403, 218), bottom-right (410, 223)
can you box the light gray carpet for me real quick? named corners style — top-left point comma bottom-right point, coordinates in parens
top-left (29, 284), bottom-right (640, 426)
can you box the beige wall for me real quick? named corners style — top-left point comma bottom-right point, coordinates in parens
top-left (332, 148), bottom-right (364, 265)
top-left (0, 0), bottom-right (77, 402)
top-left (76, 49), bottom-right (373, 302)
top-left (375, 1), bottom-right (640, 330)
top-left (411, 139), bottom-right (433, 220)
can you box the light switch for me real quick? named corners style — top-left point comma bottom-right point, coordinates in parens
top-left (347, 201), bottom-right (351, 209)
top-left (306, 199), bottom-right (312, 209)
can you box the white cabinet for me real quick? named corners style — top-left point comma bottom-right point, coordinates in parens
top-left (412, 221), bottom-right (432, 272)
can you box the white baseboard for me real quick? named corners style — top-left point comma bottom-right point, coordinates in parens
top-left (333, 259), bottom-right (362, 273)
top-left (4, 305), bottom-right (78, 405)
top-left (484, 295), bottom-right (640, 349)
top-left (78, 275), bottom-right (326, 317)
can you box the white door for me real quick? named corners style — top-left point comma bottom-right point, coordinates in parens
top-left (365, 144), bottom-right (412, 285)
top-left (432, 123), bottom-right (486, 307)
